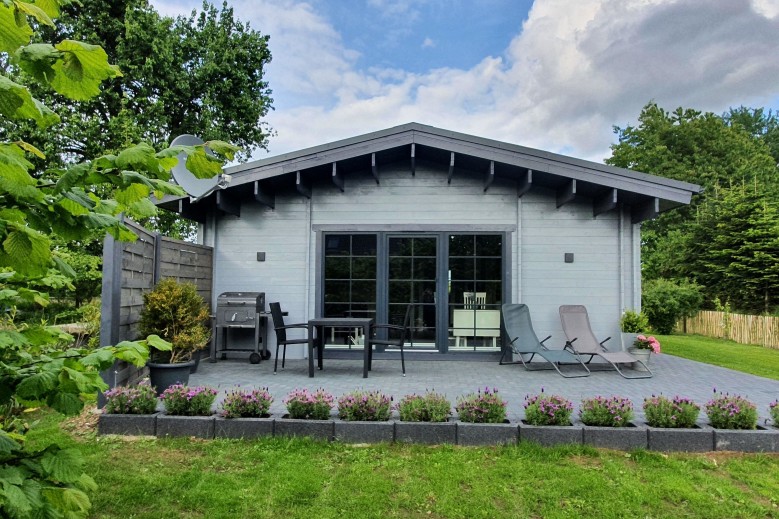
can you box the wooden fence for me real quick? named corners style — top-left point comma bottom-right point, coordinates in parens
top-left (680, 310), bottom-right (779, 349)
top-left (99, 219), bottom-right (213, 390)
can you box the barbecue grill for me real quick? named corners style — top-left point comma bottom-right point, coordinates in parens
top-left (212, 292), bottom-right (268, 363)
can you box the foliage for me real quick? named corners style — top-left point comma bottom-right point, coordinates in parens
top-left (632, 334), bottom-right (661, 353)
top-left (79, 299), bottom-right (102, 349)
top-left (642, 278), bottom-right (703, 334)
top-left (523, 391), bottom-right (573, 426)
top-left (643, 395), bottom-right (700, 428)
top-left (607, 102), bottom-right (779, 314)
top-left (103, 379), bottom-right (157, 414)
top-left (770, 401), bottom-right (778, 427)
top-left (336, 390), bottom-right (392, 422)
top-left (138, 278), bottom-right (211, 363)
top-left (705, 391), bottom-right (758, 430)
top-left (620, 310), bottom-right (649, 333)
top-left (284, 388), bottom-right (334, 420)
top-left (160, 384), bottom-right (217, 416)
top-left (579, 396), bottom-right (634, 427)
top-left (396, 391), bottom-right (451, 422)
top-left (219, 387), bottom-right (273, 418)
top-left (454, 387), bottom-right (507, 423)
top-left (0, 1), bottom-right (235, 516)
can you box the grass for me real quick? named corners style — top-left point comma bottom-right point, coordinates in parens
top-left (658, 334), bottom-right (779, 381)
top-left (26, 411), bottom-right (779, 519)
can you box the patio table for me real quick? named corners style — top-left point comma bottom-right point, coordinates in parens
top-left (307, 317), bottom-right (374, 378)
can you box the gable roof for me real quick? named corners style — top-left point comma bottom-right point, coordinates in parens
top-left (158, 122), bottom-right (701, 223)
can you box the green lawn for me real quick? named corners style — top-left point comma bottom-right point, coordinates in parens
top-left (659, 334), bottom-right (779, 381)
top-left (27, 412), bottom-right (779, 519)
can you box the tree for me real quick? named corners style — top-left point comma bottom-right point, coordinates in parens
top-left (0, 2), bottom-right (237, 516)
top-left (608, 102), bottom-right (779, 313)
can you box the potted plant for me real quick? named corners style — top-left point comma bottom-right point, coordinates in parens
top-left (276, 388), bottom-right (335, 440)
top-left (455, 388), bottom-right (515, 446)
top-left (643, 395), bottom-right (712, 452)
top-left (139, 278), bottom-right (211, 394)
top-left (98, 379), bottom-right (159, 436)
top-left (620, 310), bottom-right (649, 350)
top-left (580, 395), bottom-right (646, 450)
top-left (628, 334), bottom-right (661, 371)
top-left (771, 401), bottom-right (779, 429)
top-left (215, 387), bottom-right (275, 439)
top-left (395, 391), bottom-right (455, 444)
top-left (157, 384), bottom-right (218, 438)
top-left (520, 391), bottom-right (580, 446)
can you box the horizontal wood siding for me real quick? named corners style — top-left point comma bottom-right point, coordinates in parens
top-left (520, 189), bottom-right (622, 346)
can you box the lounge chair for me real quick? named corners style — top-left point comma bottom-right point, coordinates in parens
top-left (558, 305), bottom-right (652, 379)
top-left (499, 304), bottom-right (590, 378)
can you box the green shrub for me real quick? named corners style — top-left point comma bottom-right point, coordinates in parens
top-left (770, 401), bottom-right (778, 427)
top-left (397, 391), bottom-right (451, 422)
top-left (642, 279), bottom-right (703, 334)
top-left (523, 392), bottom-right (574, 426)
top-left (284, 388), bottom-right (334, 420)
top-left (620, 310), bottom-right (649, 333)
top-left (455, 388), bottom-right (507, 423)
top-left (643, 395), bottom-right (700, 428)
top-left (579, 396), bottom-right (634, 427)
top-left (220, 388), bottom-right (273, 418)
top-left (104, 380), bottom-right (158, 414)
top-left (139, 278), bottom-right (211, 363)
top-left (337, 390), bottom-right (392, 421)
top-left (705, 391), bottom-right (757, 429)
top-left (161, 385), bottom-right (218, 416)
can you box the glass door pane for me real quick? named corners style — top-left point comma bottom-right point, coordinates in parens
top-left (448, 234), bottom-right (502, 350)
top-left (388, 236), bottom-right (437, 348)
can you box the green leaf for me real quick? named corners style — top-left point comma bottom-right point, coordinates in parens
top-left (54, 163), bottom-right (90, 193)
top-left (52, 255), bottom-right (77, 279)
top-left (61, 487), bottom-right (91, 513)
top-left (145, 334), bottom-right (172, 352)
top-left (0, 3), bottom-right (33, 54)
top-left (50, 40), bottom-right (122, 101)
top-left (16, 370), bottom-right (58, 399)
top-left (112, 342), bottom-right (150, 367)
top-left (41, 448), bottom-right (84, 483)
top-left (47, 391), bottom-right (84, 415)
top-left (81, 348), bottom-right (114, 369)
top-left (2, 227), bottom-right (51, 276)
top-left (59, 367), bottom-right (94, 394)
top-left (31, 0), bottom-right (61, 18)
top-left (1, 482), bottom-right (33, 516)
top-left (205, 140), bottom-right (241, 161)
top-left (0, 466), bottom-right (25, 485)
top-left (115, 183), bottom-right (150, 206)
top-left (16, 1), bottom-right (55, 27)
top-left (185, 147), bottom-right (222, 179)
top-left (81, 212), bottom-right (118, 230)
top-left (0, 75), bottom-right (59, 127)
top-left (15, 43), bottom-right (59, 84)
top-left (57, 197), bottom-right (90, 216)
top-left (14, 140), bottom-right (45, 159)
top-left (127, 197), bottom-right (156, 219)
top-left (115, 142), bottom-right (156, 170)
top-left (0, 430), bottom-right (22, 455)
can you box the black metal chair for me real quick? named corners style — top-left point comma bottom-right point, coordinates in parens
top-left (367, 304), bottom-right (412, 376)
top-left (269, 302), bottom-right (311, 374)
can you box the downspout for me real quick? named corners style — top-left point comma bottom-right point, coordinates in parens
top-left (516, 196), bottom-right (522, 302)
top-left (618, 204), bottom-right (624, 312)
top-left (305, 197), bottom-right (312, 324)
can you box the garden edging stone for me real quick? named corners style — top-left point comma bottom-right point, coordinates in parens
top-left (214, 416), bottom-right (274, 439)
top-left (582, 423), bottom-right (648, 450)
top-left (714, 426), bottom-right (778, 452)
top-left (275, 417), bottom-right (334, 441)
top-left (395, 420), bottom-right (457, 445)
top-left (456, 421), bottom-right (518, 446)
top-left (647, 424), bottom-right (714, 452)
top-left (156, 414), bottom-right (215, 439)
top-left (334, 421), bottom-right (394, 443)
top-left (519, 422), bottom-right (583, 446)
top-left (98, 412), bottom-right (158, 436)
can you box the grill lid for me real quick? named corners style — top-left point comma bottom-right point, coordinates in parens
top-left (216, 292), bottom-right (265, 312)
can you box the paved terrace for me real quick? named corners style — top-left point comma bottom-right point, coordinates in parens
top-left (190, 354), bottom-right (779, 424)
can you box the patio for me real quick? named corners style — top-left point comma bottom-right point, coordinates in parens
top-left (190, 353), bottom-right (779, 423)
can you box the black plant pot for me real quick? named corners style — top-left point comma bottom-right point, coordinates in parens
top-left (148, 360), bottom-right (195, 395)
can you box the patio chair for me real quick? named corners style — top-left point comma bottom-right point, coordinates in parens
top-left (499, 303), bottom-right (590, 378)
top-left (558, 305), bottom-right (652, 378)
top-left (269, 302), bottom-right (312, 374)
top-left (366, 304), bottom-right (411, 376)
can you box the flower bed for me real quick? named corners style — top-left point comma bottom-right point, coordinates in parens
top-left (579, 396), bottom-right (634, 427)
top-left (705, 391), bottom-right (758, 430)
top-left (643, 395), bottom-right (700, 428)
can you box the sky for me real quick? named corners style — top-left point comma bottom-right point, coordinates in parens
top-left (150, 0), bottom-right (779, 164)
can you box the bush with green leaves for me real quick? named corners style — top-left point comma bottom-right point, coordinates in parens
top-left (523, 392), bottom-right (574, 426)
top-left (705, 391), bottom-right (757, 430)
top-left (643, 395), bottom-right (700, 428)
top-left (397, 391), bottom-right (451, 422)
top-left (219, 387), bottom-right (273, 418)
top-left (642, 279), bottom-right (703, 334)
top-left (104, 379), bottom-right (158, 414)
top-left (770, 401), bottom-right (778, 427)
top-left (620, 310), bottom-right (649, 333)
top-left (139, 278), bottom-right (211, 363)
top-left (455, 387), bottom-right (507, 423)
top-left (579, 396), bottom-right (634, 427)
top-left (284, 388), bottom-right (335, 420)
top-left (160, 385), bottom-right (218, 416)
top-left (337, 390), bottom-right (393, 421)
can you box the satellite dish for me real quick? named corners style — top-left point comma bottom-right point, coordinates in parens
top-left (170, 134), bottom-right (222, 200)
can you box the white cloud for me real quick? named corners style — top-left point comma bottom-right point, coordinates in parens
top-left (422, 37), bottom-right (435, 48)
top-left (151, 0), bottom-right (779, 164)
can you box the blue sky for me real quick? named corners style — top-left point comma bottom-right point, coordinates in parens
top-left (151, 0), bottom-right (779, 163)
